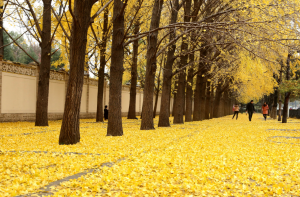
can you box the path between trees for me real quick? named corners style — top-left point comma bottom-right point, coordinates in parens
top-left (15, 129), bottom-right (205, 197)
top-left (2, 115), bottom-right (300, 196)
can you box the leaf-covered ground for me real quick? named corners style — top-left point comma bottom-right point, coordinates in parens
top-left (1, 114), bottom-right (300, 196)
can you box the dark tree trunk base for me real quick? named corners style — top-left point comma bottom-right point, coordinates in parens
top-left (107, 0), bottom-right (125, 137)
top-left (140, 0), bottom-right (164, 130)
top-left (59, 0), bottom-right (96, 145)
top-left (35, 0), bottom-right (52, 127)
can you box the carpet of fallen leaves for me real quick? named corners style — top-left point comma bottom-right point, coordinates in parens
top-left (1, 114), bottom-right (300, 196)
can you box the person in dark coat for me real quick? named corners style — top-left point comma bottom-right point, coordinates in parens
top-left (104, 105), bottom-right (108, 120)
top-left (246, 100), bottom-right (255, 121)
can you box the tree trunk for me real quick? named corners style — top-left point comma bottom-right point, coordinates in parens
top-left (193, 70), bottom-right (202, 121)
top-left (173, 0), bottom-right (191, 124)
top-left (204, 80), bottom-right (211, 119)
top-left (220, 95), bottom-right (224, 117)
top-left (268, 93), bottom-right (274, 117)
top-left (172, 90), bottom-right (177, 117)
top-left (185, 0), bottom-right (202, 121)
top-left (282, 93), bottom-right (290, 123)
top-left (230, 97), bottom-right (234, 115)
top-left (59, 0), bottom-right (96, 144)
top-left (153, 58), bottom-right (163, 118)
top-left (278, 97), bottom-right (282, 121)
top-left (140, 0), bottom-right (164, 130)
top-left (153, 89), bottom-right (159, 118)
top-left (199, 74), bottom-right (206, 120)
top-left (282, 53), bottom-right (291, 123)
top-left (173, 71), bottom-right (185, 124)
top-left (278, 63), bottom-right (283, 121)
top-left (185, 49), bottom-right (195, 122)
top-left (0, 2), bottom-right (3, 57)
top-left (35, 0), bottom-right (52, 126)
top-left (209, 84), bottom-right (214, 119)
top-left (128, 20), bottom-right (139, 119)
top-left (223, 91), bottom-right (229, 115)
top-left (185, 63), bottom-right (194, 122)
top-left (168, 86), bottom-right (172, 116)
top-left (213, 85), bottom-right (222, 118)
top-left (96, 8), bottom-right (108, 122)
top-left (272, 88), bottom-right (278, 119)
top-left (107, 0), bottom-right (126, 136)
top-left (158, 0), bottom-right (180, 127)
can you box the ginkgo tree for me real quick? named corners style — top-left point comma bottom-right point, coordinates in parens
top-left (2, 0), bottom-right (300, 145)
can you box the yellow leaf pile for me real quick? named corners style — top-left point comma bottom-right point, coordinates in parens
top-left (1, 114), bottom-right (300, 196)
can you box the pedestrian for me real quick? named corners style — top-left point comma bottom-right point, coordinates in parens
top-left (104, 105), bottom-right (108, 120)
top-left (232, 104), bottom-right (239, 120)
top-left (246, 100), bottom-right (255, 121)
top-left (262, 102), bottom-right (269, 121)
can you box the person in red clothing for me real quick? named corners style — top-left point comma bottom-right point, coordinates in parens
top-left (262, 102), bottom-right (269, 121)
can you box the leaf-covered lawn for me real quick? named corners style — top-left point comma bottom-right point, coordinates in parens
top-left (1, 114), bottom-right (300, 196)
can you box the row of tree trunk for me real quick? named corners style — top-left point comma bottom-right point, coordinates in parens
top-left (264, 53), bottom-right (290, 123)
top-left (1, 0), bottom-right (293, 147)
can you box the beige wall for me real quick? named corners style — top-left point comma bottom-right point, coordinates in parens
top-left (48, 80), bottom-right (65, 113)
top-left (0, 60), bottom-right (180, 122)
top-left (88, 86), bottom-right (98, 113)
top-left (121, 87), bottom-right (130, 112)
top-left (104, 86), bottom-right (109, 107)
top-left (136, 91), bottom-right (141, 113)
top-left (80, 85), bottom-right (87, 112)
top-left (2, 72), bottom-right (36, 113)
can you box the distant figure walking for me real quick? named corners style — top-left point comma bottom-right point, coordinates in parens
top-left (104, 105), bottom-right (108, 120)
top-left (262, 102), bottom-right (269, 121)
top-left (232, 104), bottom-right (239, 120)
top-left (246, 100), bottom-right (255, 121)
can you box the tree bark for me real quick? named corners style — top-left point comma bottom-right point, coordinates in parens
top-left (153, 90), bottom-right (159, 118)
top-left (278, 97), bottom-right (282, 121)
top-left (96, 8), bottom-right (108, 122)
top-left (210, 84), bottom-right (214, 119)
top-left (230, 97), bottom-right (234, 115)
top-left (35, 0), bottom-right (52, 126)
top-left (204, 79), bottom-right (211, 119)
top-left (168, 86), bottom-right (172, 116)
top-left (59, 0), bottom-right (97, 144)
top-left (200, 74), bottom-right (206, 120)
top-left (158, 0), bottom-right (180, 127)
top-left (173, 0), bottom-right (191, 124)
top-left (193, 70), bottom-right (202, 121)
top-left (194, 48), bottom-right (207, 121)
top-left (107, 0), bottom-right (126, 136)
top-left (272, 88), bottom-right (278, 119)
top-left (185, 0), bottom-right (202, 121)
top-left (282, 93), bottom-right (290, 123)
top-left (268, 93), bottom-right (274, 117)
top-left (0, 2), bottom-right (3, 57)
top-left (223, 91), bottom-right (229, 116)
top-left (140, 0), bottom-right (164, 130)
top-left (213, 85), bottom-right (222, 118)
top-left (172, 86), bottom-right (177, 117)
top-left (153, 57), bottom-right (163, 118)
top-left (173, 71), bottom-right (186, 124)
top-left (220, 94), bottom-right (224, 117)
top-left (128, 19), bottom-right (140, 119)
top-left (185, 62), bottom-right (194, 122)
top-left (282, 53), bottom-right (291, 123)
top-left (278, 63), bottom-right (283, 121)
